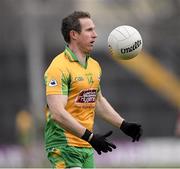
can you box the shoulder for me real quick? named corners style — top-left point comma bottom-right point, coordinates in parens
top-left (44, 52), bottom-right (69, 75)
top-left (51, 52), bottom-right (68, 67)
top-left (47, 52), bottom-right (69, 70)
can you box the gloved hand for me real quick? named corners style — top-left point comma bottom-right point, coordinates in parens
top-left (120, 120), bottom-right (142, 142)
top-left (81, 129), bottom-right (116, 155)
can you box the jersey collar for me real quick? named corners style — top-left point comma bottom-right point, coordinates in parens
top-left (64, 45), bottom-right (90, 68)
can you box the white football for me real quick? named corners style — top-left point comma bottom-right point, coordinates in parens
top-left (108, 25), bottom-right (143, 60)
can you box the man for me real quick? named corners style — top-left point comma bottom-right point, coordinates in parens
top-left (44, 11), bottom-right (142, 168)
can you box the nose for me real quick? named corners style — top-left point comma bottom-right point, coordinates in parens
top-left (93, 30), bottom-right (98, 38)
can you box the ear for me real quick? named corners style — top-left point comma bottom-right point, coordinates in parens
top-left (69, 30), bottom-right (79, 41)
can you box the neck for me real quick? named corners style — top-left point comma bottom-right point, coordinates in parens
top-left (68, 43), bottom-right (87, 65)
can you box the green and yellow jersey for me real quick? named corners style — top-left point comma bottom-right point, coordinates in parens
top-left (44, 46), bottom-right (101, 149)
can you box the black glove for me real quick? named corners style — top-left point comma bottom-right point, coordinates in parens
top-left (81, 129), bottom-right (116, 155)
top-left (120, 120), bottom-right (142, 142)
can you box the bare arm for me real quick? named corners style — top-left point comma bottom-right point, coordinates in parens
top-left (95, 91), bottom-right (142, 142)
top-left (95, 91), bottom-right (124, 128)
top-left (47, 94), bottom-right (86, 138)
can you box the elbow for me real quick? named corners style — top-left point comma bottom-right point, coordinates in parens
top-left (51, 112), bottom-right (60, 122)
top-left (50, 109), bottom-right (64, 124)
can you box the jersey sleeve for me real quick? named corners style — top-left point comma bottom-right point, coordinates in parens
top-left (44, 65), bottom-right (70, 96)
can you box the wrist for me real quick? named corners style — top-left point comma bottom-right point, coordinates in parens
top-left (120, 120), bottom-right (126, 129)
top-left (81, 129), bottom-right (93, 142)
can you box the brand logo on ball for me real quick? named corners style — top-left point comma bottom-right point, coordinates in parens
top-left (75, 89), bottom-right (97, 103)
top-left (121, 40), bottom-right (142, 54)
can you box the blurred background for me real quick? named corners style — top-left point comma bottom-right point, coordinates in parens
top-left (1, 0), bottom-right (180, 167)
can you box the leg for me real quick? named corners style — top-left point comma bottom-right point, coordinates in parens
top-left (82, 148), bottom-right (95, 168)
top-left (47, 147), bottom-right (83, 169)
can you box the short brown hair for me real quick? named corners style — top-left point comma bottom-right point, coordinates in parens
top-left (61, 11), bottom-right (91, 43)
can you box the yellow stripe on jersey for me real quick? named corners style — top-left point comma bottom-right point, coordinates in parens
top-left (44, 46), bottom-right (101, 148)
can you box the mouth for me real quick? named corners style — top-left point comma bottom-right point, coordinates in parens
top-left (90, 41), bottom-right (95, 46)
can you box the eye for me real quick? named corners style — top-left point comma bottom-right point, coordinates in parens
top-left (86, 28), bottom-right (93, 32)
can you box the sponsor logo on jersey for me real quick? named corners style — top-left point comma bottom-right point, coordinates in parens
top-left (49, 79), bottom-right (58, 87)
top-left (75, 89), bottom-right (97, 103)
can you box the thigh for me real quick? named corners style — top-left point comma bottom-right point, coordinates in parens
top-left (47, 147), bottom-right (83, 168)
top-left (47, 148), bottom-right (66, 168)
top-left (82, 148), bottom-right (95, 168)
